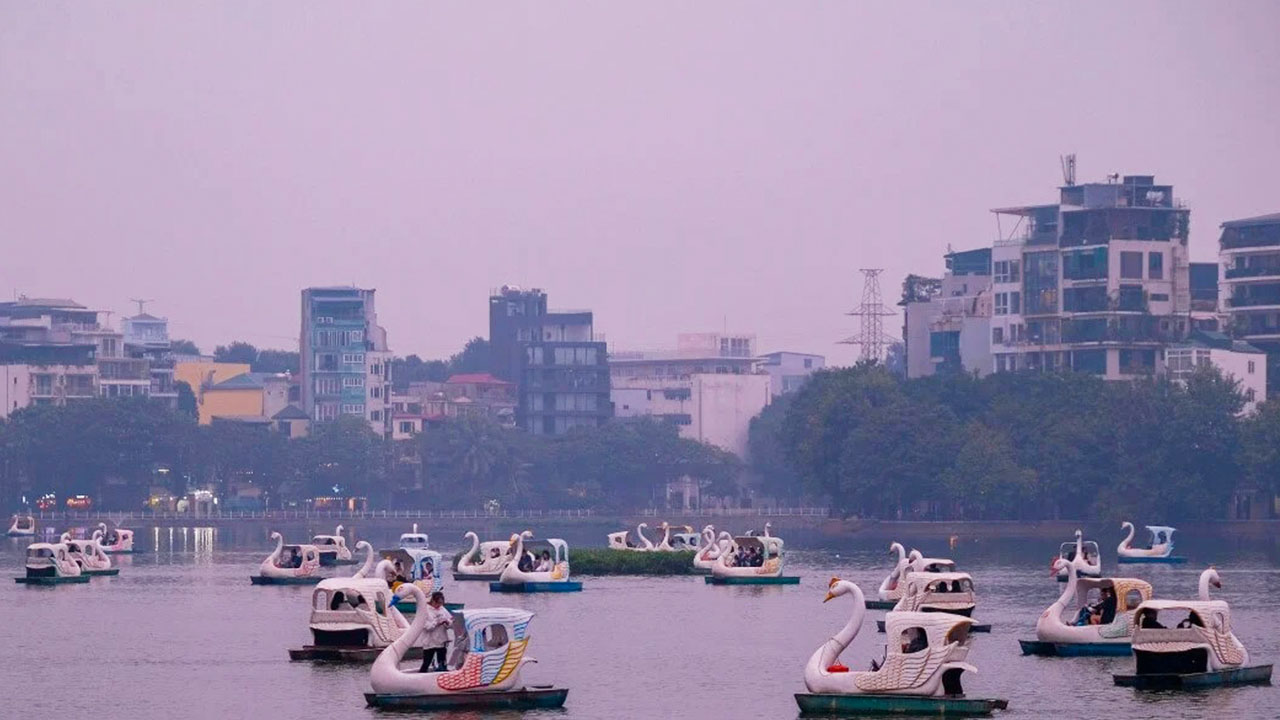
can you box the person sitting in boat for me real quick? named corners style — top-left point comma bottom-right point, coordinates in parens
top-left (285, 548), bottom-right (301, 568)
top-left (900, 627), bottom-right (928, 654)
top-left (535, 550), bottom-right (552, 572)
top-left (1177, 611), bottom-right (1205, 629)
top-left (1138, 608), bottom-right (1164, 629)
top-left (518, 551), bottom-right (534, 572)
top-left (489, 547), bottom-right (503, 560)
top-left (330, 591), bottom-right (347, 611)
top-left (1073, 587), bottom-right (1117, 626)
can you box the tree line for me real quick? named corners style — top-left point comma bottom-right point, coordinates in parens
top-left (749, 362), bottom-right (1279, 522)
top-left (0, 398), bottom-right (739, 512)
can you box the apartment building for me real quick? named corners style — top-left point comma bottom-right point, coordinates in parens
top-left (1219, 212), bottom-right (1280, 396)
top-left (300, 287), bottom-right (393, 435)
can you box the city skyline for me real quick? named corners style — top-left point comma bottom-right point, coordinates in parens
top-left (3, 2), bottom-right (1278, 362)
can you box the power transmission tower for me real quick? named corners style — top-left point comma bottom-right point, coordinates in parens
top-left (839, 269), bottom-right (897, 363)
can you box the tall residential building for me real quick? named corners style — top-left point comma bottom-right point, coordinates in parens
top-left (901, 248), bottom-right (993, 378)
top-left (990, 173), bottom-right (1191, 378)
top-left (0, 298), bottom-right (108, 416)
top-left (1219, 213), bottom-right (1280, 396)
top-left (122, 309), bottom-right (177, 407)
top-left (488, 285), bottom-right (610, 435)
top-left (300, 287), bottom-right (392, 435)
top-left (610, 333), bottom-right (771, 458)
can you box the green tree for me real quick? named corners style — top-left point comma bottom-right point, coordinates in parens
top-left (747, 394), bottom-right (802, 502)
top-left (447, 337), bottom-right (491, 376)
top-left (171, 338), bottom-right (202, 355)
top-left (214, 341), bottom-right (258, 365)
top-left (176, 381), bottom-right (198, 420)
top-left (941, 421), bottom-right (1035, 520)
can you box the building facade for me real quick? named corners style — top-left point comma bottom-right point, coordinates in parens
top-left (122, 310), bottom-right (177, 407)
top-left (1219, 213), bottom-right (1280, 396)
top-left (901, 249), bottom-right (993, 378)
top-left (758, 351), bottom-right (826, 395)
top-left (610, 333), bottom-right (770, 458)
top-left (990, 174), bottom-right (1191, 378)
top-left (300, 287), bottom-right (392, 435)
top-left (488, 286), bottom-right (610, 435)
top-left (1166, 332), bottom-right (1267, 414)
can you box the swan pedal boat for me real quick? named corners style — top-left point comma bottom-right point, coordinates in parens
top-left (94, 523), bottom-right (137, 553)
top-left (796, 578), bottom-right (1007, 717)
top-left (490, 536), bottom-right (582, 593)
top-left (252, 532), bottom-right (325, 585)
top-left (1116, 523), bottom-right (1186, 564)
top-left (1113, 570), bottom-right (1271, 689)
top-left (1056, 530), bottom-right (1101, 581)
top-left (6, 514), bottom-right (35, 538)
top-left (454, 530), bottom-right (522, 581)
top-left (692, 528), bottom-right (729, 575)
top-left (875, 573), bottom-right (990, 632)
top-left (1019, 552), bottom-right (1153, 656)
top-left (871, 545), bottom-right (955, 609)
top-left (706, 534), bottom-right (799, 585)
top-left (64, 537), bottom-right (120, 577)
top-left (364, 585), bottom-right (568, 711)
top-left (16, 543), bottom-right (90, 584)
top-left (312, 525), bottom-right (356, 566)
top-left (289, 574), bottom-right (424, 663)
top-left (606, 522), bottom-right (657, 551)
top-left (381, 548), bottom-right (463, 612)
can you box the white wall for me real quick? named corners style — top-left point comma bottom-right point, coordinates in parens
top-left (1210, 348), bottom-right (1267, 414)
top-left (611, 373), bottom-right (771, 458)
top-left (0, 365), bottom-right (31, 419)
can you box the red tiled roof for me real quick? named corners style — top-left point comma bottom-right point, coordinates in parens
top-left (444, 373), bottom-right (512, 386)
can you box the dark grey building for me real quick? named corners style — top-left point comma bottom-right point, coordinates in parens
top-left (488, 285), bottom-right (611, 434)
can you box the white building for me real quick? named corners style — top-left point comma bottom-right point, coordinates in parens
top-left (1165, 333), bottom-right (1267, 414)
top-left (0, 363), bottom-right (98, 419)
top-left (902, 248), bottom-right (993, 378)
top-left (758, 351), bottom-right (825, 395)
top-left (610, 332), bottom-right (771, 458)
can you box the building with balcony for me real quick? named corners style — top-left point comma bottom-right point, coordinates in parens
top-left (300, 287), bottom-right (393, 436)
top-left (610, 333), bottom-right (771, 458)
top-left (488, 285), bottom-right (610, 435)
top-left (122, 309), bottom-right (178, 407)
top-left (989, 173), bottom-right (1192, 378)
top-left (0, 298), bottom-right (104, 416)
top-left (901, 248), bottom-right (993, 378)
top-left (758, 351), bottom-right (826, 395)
top-left (1219, 212), bottom-right (1280, 396)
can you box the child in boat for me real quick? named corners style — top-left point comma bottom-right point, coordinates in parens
top-left (535, 551), bottom-right (552, 572)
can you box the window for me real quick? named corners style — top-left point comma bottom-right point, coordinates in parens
top-left (1120, 251), bottom-right (1143, 279)
top-left (370, 385), bottom-right (381, 398)
top-left (342, 353), bottom-right (365, 364)
top-left (995, 293), bottom-right (1009, 315)
top-left (1023, 252), bottom-right (1059, 315)
top-left (803, 358), bottom-right (813, 369)
top-left (317, 353), bottom-right (338, 371)
top-left (370, 410), bottom-right (381, 421)
top-left (33, 374), bottom-right (55, 396)
top-left (1246, 388), bottom-right (1257, 402)
top-left (1010, 291), bottom-right (1021, 314)
top-left (399, 421), bottom-right (414, 434)
top-left (993, 260), bottom-right (1021, 284)
top-left (992, 327), bottom-right (1004, 343)
top-left (370, 364), bottom-right (381, 376)
top-left (316, 377), bottom-right (340, 395)
top-left (340, 403), bottom-right (365, 415)
top-left (342, 376), bottom-right (364, 387)
top-left (315, 403), bottom-right (338, 421)
top-left (663, 413), bottom-right (693, 425)
top-left (1148, 252), bottom-right (1164, 280)
top-left (1248, 360), bottom-right (1256, 374)
top-left (1062, 248), bottom-right (1108, 280)
top-left (1150, 293), bottom-right (1170, 302)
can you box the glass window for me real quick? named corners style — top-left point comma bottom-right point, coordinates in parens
top-left (1120, 251), bottom-right (1143, 279)
top-left (992, 326), bottom-right (1004, 343)
top-left (994, 293), bottom-right (1008, 315)
top-left (1148, 252), bottom-right (1164, 280)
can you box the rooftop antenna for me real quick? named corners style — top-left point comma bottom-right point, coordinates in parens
top-left (1060, 153), bottom-right (1076, 186)
top-left (129, 298), bottom-right (153, 315)
top-left (838, 269), bottom-right (897, 364)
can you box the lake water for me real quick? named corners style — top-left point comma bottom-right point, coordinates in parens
top-left (3, 523), bottom-right (1278, 719)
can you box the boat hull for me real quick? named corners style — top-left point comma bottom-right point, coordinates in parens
top-left (83, 568), bottom-right (120, 577)
top-left (364, 687), bottom-right (569, 710)
top-left (795, 692), bottom-right (1008, 716)
top-left (392, 602), bottom-right (465, 614)
top-left (865, 599), bottom-right (897, 610)
top-left (878, 619), bottom-right (990, 633)
top-left (250, 575), bottom-right (323, 585)
top-left (489, 581), bottom-right (583, 593)
top-left (452, 572), bottom-right (502, 581)
top-left (1113, 664), bottom-right (1272, 689)
top-left (16, 575), bottom-right (90, 585)
top-left (1116, 556), bottom-right (1187, 564)
top-left (289, 645), bottom-right (424, 663)
top-left (1019, 640), bottom-right (1130, 656)
top-left (318, 555), bottom-right (357, 567)
top-left (704, 576), bottom-right (800, 585)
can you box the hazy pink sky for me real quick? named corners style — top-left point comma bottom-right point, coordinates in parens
top-left (3, 2), bottom-right (1278, 363)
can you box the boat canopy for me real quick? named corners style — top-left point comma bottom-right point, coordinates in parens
top-left (399, 532), bottom-right (430, 549)
top-left (904, 571), bottom-right (973, 592)
top-left (1145, 526), bottom-right (1176, 543)
top-left (458, 608), bottom-right (535, 652)
top-left (520, 538), bottom-right (570, 564)
top-left (1059, 540), bottom-right (1099, 559)
top-left (884, 611), bottom-right (975, 648)
top-left (911, 556), bottom-right (956, 573)
top-left (1131, 600), bottom-right (1234, 643)
top-left (381, 548), bottom-right (443, 582)
top-left (1073, 577), bottom-right (1152, 611)
top-left (312, 535), bottom-right (340, 546)
top-left (26, 543), bottom-right (60, 559)
top-left (731, 536), bottom-right (783, 556)
top-left (669, 532), bottom-right (701, 548)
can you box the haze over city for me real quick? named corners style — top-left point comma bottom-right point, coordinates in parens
top-left (3, 1), bottom-right (1278, 362)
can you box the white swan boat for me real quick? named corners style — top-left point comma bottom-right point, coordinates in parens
top-left (6, 514), bottom-right (35, 537)
top-left (1114, 569), bottom-right (1271, 689)
top-left (706, 534), bottom-right (799, 585)
top-left (364, 585), bottom-right (568, 710)
top-left (1020, 551), bottom-right (1153, 656)
top-left (876, 572), bottom-right (990, 633)
top-left (653, 523), bottom-right (699, 552)
top-left (381, 546), bottom-right (463, 612)
top-left (399, 524), bottom-right (430, 550)
top-left (795, 577), bottom-right (1007, 717)
top-left (492, 535), bottom-right (582, 592)
top-left (312, 524), bottom-right (356, 566)
top-left (456, 531), bottom-right (522, 581)
top-left (16, 542), bottom-right (89, 584)
top-left (63, 535), bottom-right (120, 577)
top-left (95, 522), bottom-right (136, 553)
top-left (692, 528), bottom-right (730, 574)
top-left (606, 522), bottom-right (655, 551)
top-left (289, 561), bottom-right (419, 663)
top-left (1116, 522), bottom-right (1186, 564)
top-left (251, 531), bottom-right (324, 585)
top-left (1056, 530), bottom-right (1101, 581)
top-left (870, 542), bottom-right (911, 609)
top-left (351, 541), bottom-right (378, 578)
